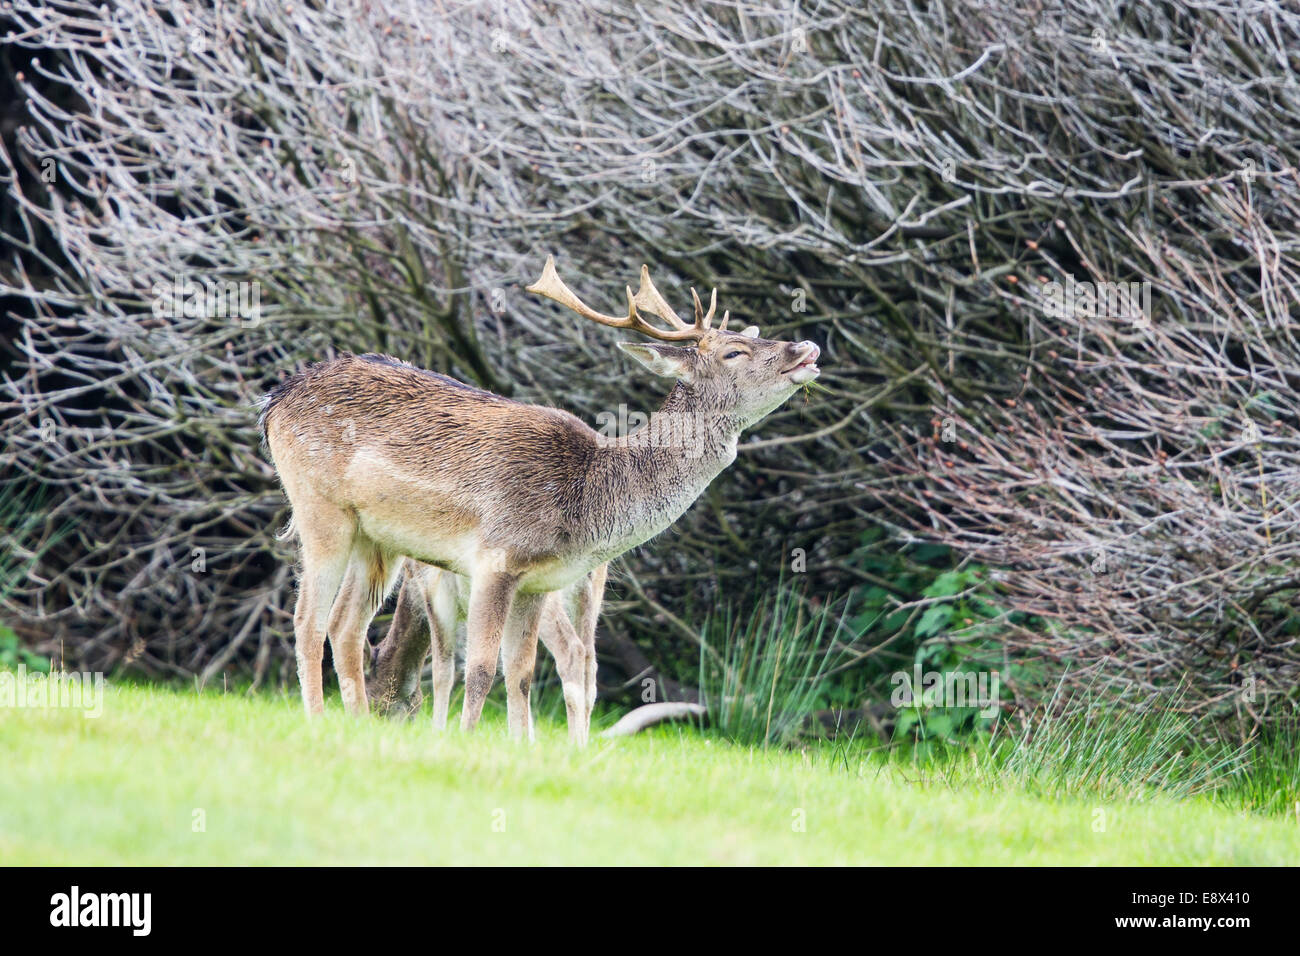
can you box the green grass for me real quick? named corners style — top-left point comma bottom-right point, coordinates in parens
top-left (2, 679), bottom-right (1298, 865)
top-left (900, 680), bottom-right (1256, 804)
top-left (697, 585), bottom-right (848, 746)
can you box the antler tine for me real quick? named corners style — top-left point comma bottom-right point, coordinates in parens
top-left (526, 256), bottom-right (702, 342)
top-left (718, 309), bottom-right (731, 332)
top-left (631, 265), bottom-right (690, 331)
top-left (691, 287), bottom-right (718, 330)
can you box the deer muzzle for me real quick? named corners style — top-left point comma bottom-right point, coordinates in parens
top-left (782, 342), bottom-right (821, 384)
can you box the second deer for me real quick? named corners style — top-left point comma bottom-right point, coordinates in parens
top-left (369, 560), bottom-right (606, 745)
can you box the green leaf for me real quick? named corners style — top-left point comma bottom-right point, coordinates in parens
top-left (910, 543), bottom-right (950, 563)
top-left (922, 570), bottom-right (968, 598)
top-left (861, 586), bottom-right (891, 608)
top-left (858, 526), bottom-right (885, 546)
top-left (924, 712), bottom-right (955, 737)
top-left (915, 604), bottom-right (954, 638)
top-left (882, 609), bottom-right (911, 633)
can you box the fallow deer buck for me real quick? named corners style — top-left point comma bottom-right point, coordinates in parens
top-left (261, 256), bottom-right (820, 740)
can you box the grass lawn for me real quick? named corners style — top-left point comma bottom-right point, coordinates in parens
top-left (1, 680), bottom-right (1296, 865)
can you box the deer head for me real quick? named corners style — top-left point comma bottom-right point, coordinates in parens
top-left (527, 256), bottom-right (820, 431)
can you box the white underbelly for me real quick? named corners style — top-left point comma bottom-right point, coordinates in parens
top-left (517, 560), bottom-right (597, 594)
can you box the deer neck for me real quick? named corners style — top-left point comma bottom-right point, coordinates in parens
top-left (582, 381), bottom-right (741, 558)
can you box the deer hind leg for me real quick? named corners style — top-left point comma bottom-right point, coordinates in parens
top-left (574, 563), bottom-right (608, 731)
top-left (460, 570), bottom-right (519, 732)
top-left (540, 599), bottom-right (589, 748)
top-left (290, 499), bottom-right (354, 717)
top-left (501, 591), bottom-right (545, 743)
top-left (326, 539), bottom-right (398, 717)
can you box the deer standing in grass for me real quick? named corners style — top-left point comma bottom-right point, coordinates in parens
top-left (261, 257), bottom-right (821, 741)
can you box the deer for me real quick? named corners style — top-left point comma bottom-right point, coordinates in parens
top-left (260, 256), bottom-right (820, 741)
top-left (369, 559), bottom-right (606, 746)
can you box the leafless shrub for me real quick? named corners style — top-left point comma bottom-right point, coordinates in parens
top-left (1, 1), bottom-right (1296, 724)
top-left (878, 194), bottom-right (1300, 726)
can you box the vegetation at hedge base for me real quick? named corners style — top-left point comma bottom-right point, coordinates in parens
top-left (1, 0), bottom-right (1298, 784)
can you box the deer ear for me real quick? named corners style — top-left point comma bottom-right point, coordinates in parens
top-left (617, 342), bottom-right (696, 380)
top-left (740, 325), bottom-right (760, 338)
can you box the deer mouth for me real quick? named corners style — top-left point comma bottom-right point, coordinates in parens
top-left (782, 344), bottom-right (820, 384)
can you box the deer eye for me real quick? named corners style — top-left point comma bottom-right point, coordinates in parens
top-left (723, 349), bottom-right (746, 360)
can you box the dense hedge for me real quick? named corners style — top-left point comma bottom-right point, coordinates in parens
top-left (2, 1), bottom-right (1297, 726)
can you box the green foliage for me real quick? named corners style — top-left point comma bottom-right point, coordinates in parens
top-left (830, 529), bottom-right (1043, 747)
top-left (679, 529), bottom-right (1051, 751)
top-left (0, 624), bottom-right (50, 673)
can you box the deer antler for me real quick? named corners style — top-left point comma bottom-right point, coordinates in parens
top-left (526, 256), bottom-right (716, 343)
top-left (691, 287), bottom-right (719, 330)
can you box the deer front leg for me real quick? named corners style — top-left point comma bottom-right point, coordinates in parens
top-left (575, 563), bottom-right (608, 729)
top-left (502, 591), bottom-right (546, 742)
top-left (460, 569), bottom-right (519, 733)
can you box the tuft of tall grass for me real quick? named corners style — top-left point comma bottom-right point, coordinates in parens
top-left (696, 586), bottom-right (851, 747)
top-left (1225, 718), bottom-right (1300, 817)
top-left (887, 677), bottom-right (1262, 807)
top-left (0, 481), bottom-right (40, 603)
top-left (987, 686), bottom-right (1247, 803)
